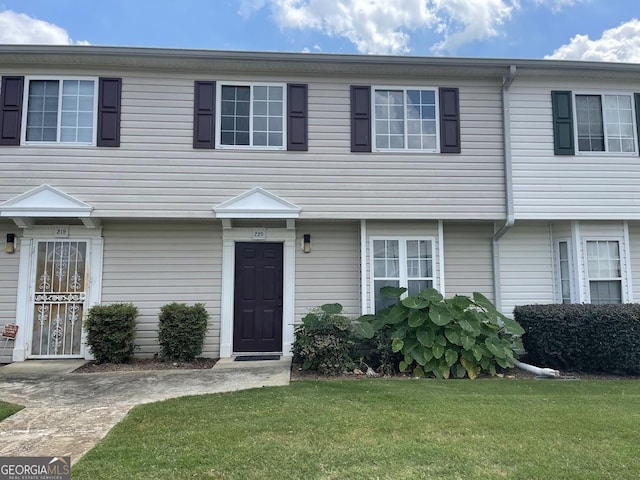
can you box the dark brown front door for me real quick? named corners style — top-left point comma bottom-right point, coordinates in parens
top-left (233, 242), bottom-right (283, 353)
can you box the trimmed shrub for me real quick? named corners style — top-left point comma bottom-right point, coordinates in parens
top-left (514, 303), bottom-right (640, 375)
top-left (85, 303), bottom-right (139, 364)
top-left (158, 303), bottom-right (209, 362)
top-left (292, 303), bottom-right (357, 375)
top-left (355, 288), bottom-right (525, 379)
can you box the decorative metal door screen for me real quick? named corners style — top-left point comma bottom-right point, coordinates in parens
top-left (31, 241), bottom-right (87, 357)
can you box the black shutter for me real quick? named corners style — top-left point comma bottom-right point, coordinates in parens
top-left (551, 90), bottom-right (575, 155)
top-left (0, 76), bottom-right (24, 146)
top-left (193, 81), bottom-right (216, 149)
top-left (287, 83), bottom-right (308, 151)
top-left (635, 93), bottom-right (640, 156)
top-left (97, 77), bottom-right (122, 147)
top-left (439, 87), bottom-right (461, 153)
top-left (351, 86), bottom-right (371, 152)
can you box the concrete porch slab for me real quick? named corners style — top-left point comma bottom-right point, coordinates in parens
top-left (0, 360), bottom-right (87, 375)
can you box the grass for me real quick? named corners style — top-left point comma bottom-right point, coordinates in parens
top-left (0, 400), bottom-right (23, 421)
top-left (73, 379), bottom-right (640, 480)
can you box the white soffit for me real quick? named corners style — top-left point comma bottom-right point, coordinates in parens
top-left (0, 184), bottom-right (93, 218)
top-left (213, 187), bottom-right (301, 219)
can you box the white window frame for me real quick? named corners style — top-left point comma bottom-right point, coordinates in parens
top-left (555, 238), bottom-right (575, 304)
top-left (370, 236), bottom-right (436, 312)
top-left (21, 76), bottom-right (99, 146)
top-left (572, 91), bottom-right (638, 155)
top-left (583, 237), bottom-right (625, 304)
top-left (372, 86), bottom-right (440, 153)
top-left (215, 81), bottom-right (287, 150)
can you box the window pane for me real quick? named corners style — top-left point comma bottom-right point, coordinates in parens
top-left (374, 280), bottom-right (400, 312)
top-left (408, 280), bottom-right (432, 297)
top-left (576, 95), bottom-right (604, 152)
top-left (26, 80), bottom-right (59, 142)
top-left (590, 281), bottom-right (622, 304)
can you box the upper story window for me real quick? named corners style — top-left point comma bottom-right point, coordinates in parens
top-left (23, 78), bottom-right (97, 145)
top-left (373, 88), bottom-right (438, 151)
top-left (552, 90), bottom-right (638, 156)
top-left (217, 83), bottom-right (285, 149)
top-left (575, 94), bottom-right (636, 153)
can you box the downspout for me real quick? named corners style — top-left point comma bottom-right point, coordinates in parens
top-left (492, 65), bottom-right (517, 313)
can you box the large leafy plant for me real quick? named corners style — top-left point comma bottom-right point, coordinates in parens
top-left (355, 288), bottom-right (524, 379)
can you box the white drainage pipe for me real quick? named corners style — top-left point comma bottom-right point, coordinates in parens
top-left (513, 360), bottom-right (560, 378)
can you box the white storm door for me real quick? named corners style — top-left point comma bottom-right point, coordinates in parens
top-left (30, 240), bottom-right (88, 358)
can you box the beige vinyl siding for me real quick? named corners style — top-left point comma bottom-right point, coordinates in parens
top-left (100, 220), bottom-right (222, 358)
top-left (0, 69), bottom-right (504, 220)
top-left (294, 221), bottom-right (360, 320)
top-left (497, 222), bottom-right (555, 315)
top-left (365, 221), bottom-right (440, 313)
top-left (443, 222), bottom-right (494, 301)
top-left (0, 221), bottom-right (19, 362)
top-left (628, 222), bottom-right (640, 301)
top-left (511, 77), bottom-right (640, 219)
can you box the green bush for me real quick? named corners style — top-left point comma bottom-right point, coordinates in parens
top-left (85, 303), bottom-right (139, 364)
top-left (355, 288), bottom-right (524, 379)
top-left (158, 303), bottom-right (209, 362)
top-left (514, 303), bottom-right (640, 375)
top-left (292, 303), bottom-right (357, 375)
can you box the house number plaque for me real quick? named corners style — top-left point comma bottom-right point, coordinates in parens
top-left (252, 228), bottom-right (267, 240)
top-left (54, 225), bottom-right (70, 238)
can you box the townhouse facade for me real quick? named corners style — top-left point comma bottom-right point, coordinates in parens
top-left (1, 46), bottom-right (639, 362)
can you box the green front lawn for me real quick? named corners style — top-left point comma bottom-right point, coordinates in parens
top-left (0, 400), bottom-right (23, 421)
top-left (73, 379), bottom-right (640, 479)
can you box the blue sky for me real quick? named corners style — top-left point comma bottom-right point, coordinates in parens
top-left (1, 1), bottom-right (639, 61)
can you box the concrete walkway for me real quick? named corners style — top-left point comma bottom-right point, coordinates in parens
top-left (0, 357), bottom-right (291, 464)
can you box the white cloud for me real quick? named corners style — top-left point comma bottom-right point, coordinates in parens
top-left (0, 10), bottom-right (88, 45)
top-left (243, 0), bottom-right (563, 54)
top-left (546, 19), bottom-right (640, 62)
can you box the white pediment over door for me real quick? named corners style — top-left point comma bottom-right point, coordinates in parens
top-left (213, 187), bottom-right (301, 219)
top-left (0, 184), bottom-right (99, 228)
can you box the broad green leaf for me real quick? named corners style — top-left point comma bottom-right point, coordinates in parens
top-left (391, 338), bottom-right (404, 353)
top-left (380, 286), bottom-right (407, 298)
top-left (460, 333), bottom-right (475, 351)
top-left (302, 360), bottom-right (312, 370)
top-left (390, 325), bottom-right (408, 339)
top-left (404, 338), bottom-right (418, 352)
top-left (473, 292), bottom-right (497, 313)
top-left (461, 349), bottom-right (475, 362)
top-left (500, 315), bottom-right (526, 336)
top-left (432, 343), bottom-right (444, 359)
top-left (439, 362), bottom-right (451, 379)
top-left (425, 359), bottom-right (438, 373)
top-left (454, 364), bottom-right (467, 378)
top-left (429, 307), bottom-right (452, 326)
top-left (402, 296), bottom-right (430, 310)
top-left (451, 295), bottom-right (472, 310)
top-left (480, 357), bottom-right (490, 370)
top-left (419, 288), bottom-right (444, 303)
top-left (399, 360), bottom-right (409, 372)
top-left (416, 328), bottom-right (434, 347)
top-left (435, 334), bottom-right (447, 346)
top-left (320, 303), bottom-right (343, 315)
top-left (380, 304), bottom-right (409, 325)
top-left (354, 321), bottom-right (375, 339)
top-left (495, 356), bottom-right (511, 369)
top-left (412, 349), bottom-right (427, 366)
top-left (445, 348), bottom-right (458, 367)
top-left (472, 344), bottom-right (484, 362)
top-left (424, 348), bottom-right (434, 362)
top-left (413, 366), bottom-right (425, 378)
top-left (301, 313), bottom-right (318, 326)
top-left (444, 328), bottom-right (461, 345)
top-left (485, 337), bottom-right (507, 359)
top-left (408, 310), bottom-right (428, 327)
top-left (460, 357), bottom-right (480, 379)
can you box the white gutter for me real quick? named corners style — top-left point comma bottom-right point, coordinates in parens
top-left (492, 65), bottom-right (517, 312)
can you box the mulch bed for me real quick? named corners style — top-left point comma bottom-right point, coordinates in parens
top-left (73, 357), bottom-right (217, 373)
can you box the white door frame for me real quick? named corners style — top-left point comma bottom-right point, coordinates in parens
top-left (219, 226), bottom-right (296, 358)
top-left (12, 226), bottom-right (103, 361)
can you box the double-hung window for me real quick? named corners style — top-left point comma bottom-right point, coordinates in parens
top-left (575, 93), bottom-right (636, 153)
top-left (217, 83), bottom-right (285, 149)
top-left (556, 240), bottom-right (573, 304)
top-left (371, 238), bottom-right (435, 311)
top-left (586, 240), bottom-right (622, 304)
top-left (23, 78), bottom-right (97, 144)
top-left (373, 87), bottom-right (438, 151)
